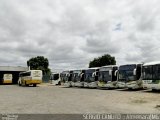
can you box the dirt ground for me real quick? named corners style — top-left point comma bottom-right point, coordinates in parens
top-left (0, 84), bottom-right (160, 114)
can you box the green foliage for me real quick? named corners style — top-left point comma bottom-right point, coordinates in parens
top-left (27, 56), bottom-right (51, 75)
top-left (89, 54), bottom-right (116, 68)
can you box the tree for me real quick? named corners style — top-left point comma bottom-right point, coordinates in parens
top-left (89, 54), bottom-right (116, 68)
top-left (27, 56), bottom-right (51, 75)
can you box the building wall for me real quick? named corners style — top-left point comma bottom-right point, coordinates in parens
top-left (0, 66), bottom-right (28, 84)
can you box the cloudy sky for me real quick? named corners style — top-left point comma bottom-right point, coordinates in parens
top-left (0, 0), bottom-right (160, 71)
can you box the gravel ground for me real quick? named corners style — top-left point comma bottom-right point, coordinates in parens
top-left (0, 84), bottom-right (160, 114)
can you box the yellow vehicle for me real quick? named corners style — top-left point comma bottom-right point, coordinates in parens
top-left (18, 70), bottom-right (42, 87)
top-left (3, 74), bottom-right (13, 84)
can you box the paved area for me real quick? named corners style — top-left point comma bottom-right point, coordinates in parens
top-left (0, 84), bottom-right (160, 114)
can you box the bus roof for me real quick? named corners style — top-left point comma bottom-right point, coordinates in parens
top-left (119, 64), bottom-right (141, 67)
top-left (87, 67), bottom-right (99, 70)
top-left (143, 61), bottom-right (160, 66)
top-left (100, 65), bottom-right (118, 68)
top-left (51, 72), bottom-right (60, 75)
top-left (72, 70), bottom-right (82, 73)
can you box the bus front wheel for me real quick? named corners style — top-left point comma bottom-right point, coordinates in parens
top-left (152, 89), bottom-right (157, 92)
top-left (33, 84), bottom-right (37, 87)
top-left (18, 82), bottom-right (21, 86)
top-left (58, 81), bottom-right (61, 85)
top-left (25, 82), bottom-right (29, 87)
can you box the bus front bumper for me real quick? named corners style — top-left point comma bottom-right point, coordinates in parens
top-left (75, 82), bottom-right (84, 87)
top-left (98, 82), bottom-right (117, 88)
top-left (50, 80), bottom-right (58, 85)
top-left (84, 82), bottom-right (89, 87)
top-left (71, 82), bottom-right (75, 87)
top-left (3, 80), bottom-right (12, 84)
top-left (88, 82), bottom-right (98, 88)
top-left (126, 81), bottom-right (142, 89)
top-left (116, 82), bottom-right (126, 88)
top-left (63, 82), bottom-right (72, 87)
top-left (143, 83), bottom-right (160, 90)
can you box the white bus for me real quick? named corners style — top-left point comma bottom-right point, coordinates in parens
top-left (117, 64), bottom-right (142, 89)
top-left (18, 70), bottom-right (42, 87)
top-left (3, 74), bottom-right (13, 84)
top-left (98, 65), bottom-right (118, 89)
top-left (75, 69), bottom-right (85, 87)
top-left (50, 73), bottom-right (61, 85)
top-left (142, 61), bottom-right (160, 91)
top-left (84, 68), bottom-right (99, 88)
top-left (60, 70), bottom-right (73, 87)
top-left (71, 70), bottom-right (81, 87)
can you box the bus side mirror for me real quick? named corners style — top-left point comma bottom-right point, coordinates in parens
top-left (109, 70), bottom-right (112, 76)
top-left (92, 72), bottom-right (95, 77)
top-left (80, 73), bottom-right (84, 78)
top-left (133, 69), bottom-right (136, 75)
top-left (92, 71), bottom-right (98, 77)
top-left (94, 71), bottom-right (99, 76)
top-left (114, 70), bottom-right (118, 76)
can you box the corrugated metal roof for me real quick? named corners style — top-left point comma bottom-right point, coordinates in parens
top-left (0, 66), bottom-right (28, 71)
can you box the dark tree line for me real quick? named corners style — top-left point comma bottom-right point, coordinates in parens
top-left (26, 54), bottom-right (116, 74)
top-left (27, 56), bottom-right (51, 75)
top-left (89, 54), bottom-right (116, 68)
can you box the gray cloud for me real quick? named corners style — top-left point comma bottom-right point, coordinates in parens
top-left (0, 0), bottom-right (160, 70)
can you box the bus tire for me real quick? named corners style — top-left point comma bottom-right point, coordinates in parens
top-left (33, 84), bottom-right (37, 87)
top-left (152, 89), bottom-right (157, 92)
top-left (18, 82), bottom-right (21, 86)
top-left (25, 82), bottom-right (29, 87)
top-left (58, 81), bottom-right (61, 85)
top-left (128, 88), bottom-right (132, 90)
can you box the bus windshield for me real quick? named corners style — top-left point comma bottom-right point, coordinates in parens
top-left (60, 71), bottom-right (70, 82)
top-left (99, 71), bottom-right (111, 82)
top-left (143, 65), bottom-right (160, 80)
top-left (64, 74), bottom-right (69, 81)
top-left (84, 69), bottom-right (96, 82)
top-left (85, 73), bottom-right (94, 82)
top-left (118, 65), bottom-right (136, 81)
top-left (73, 73), bottom-right (81, 82)
top-left (51, 74), bottom-right (59, 80)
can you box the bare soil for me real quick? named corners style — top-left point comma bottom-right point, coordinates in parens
top-left (0, 84), bottom-right (159, 114)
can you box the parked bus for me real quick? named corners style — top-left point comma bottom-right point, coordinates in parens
top-left (3, 74), bottom-right (13, 84)
top-left (50, 73), bottom-right (61, 85)
top-left (98, 65), bottom-right (118, 89)
top-left (117, 64), bottom-right (142, 89)
top-left (71, 70), bottom-right (81, 87)
top-left (83, 68), bottom-right (99, 88)
top-left (142, 61), bottom-right (160, 91)
top-left (18, 70), bottom-right (42, 87)
top-left (75, 69), bottom-right (85, 87)
top-left (60, 70), bottom-right (73, 87)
